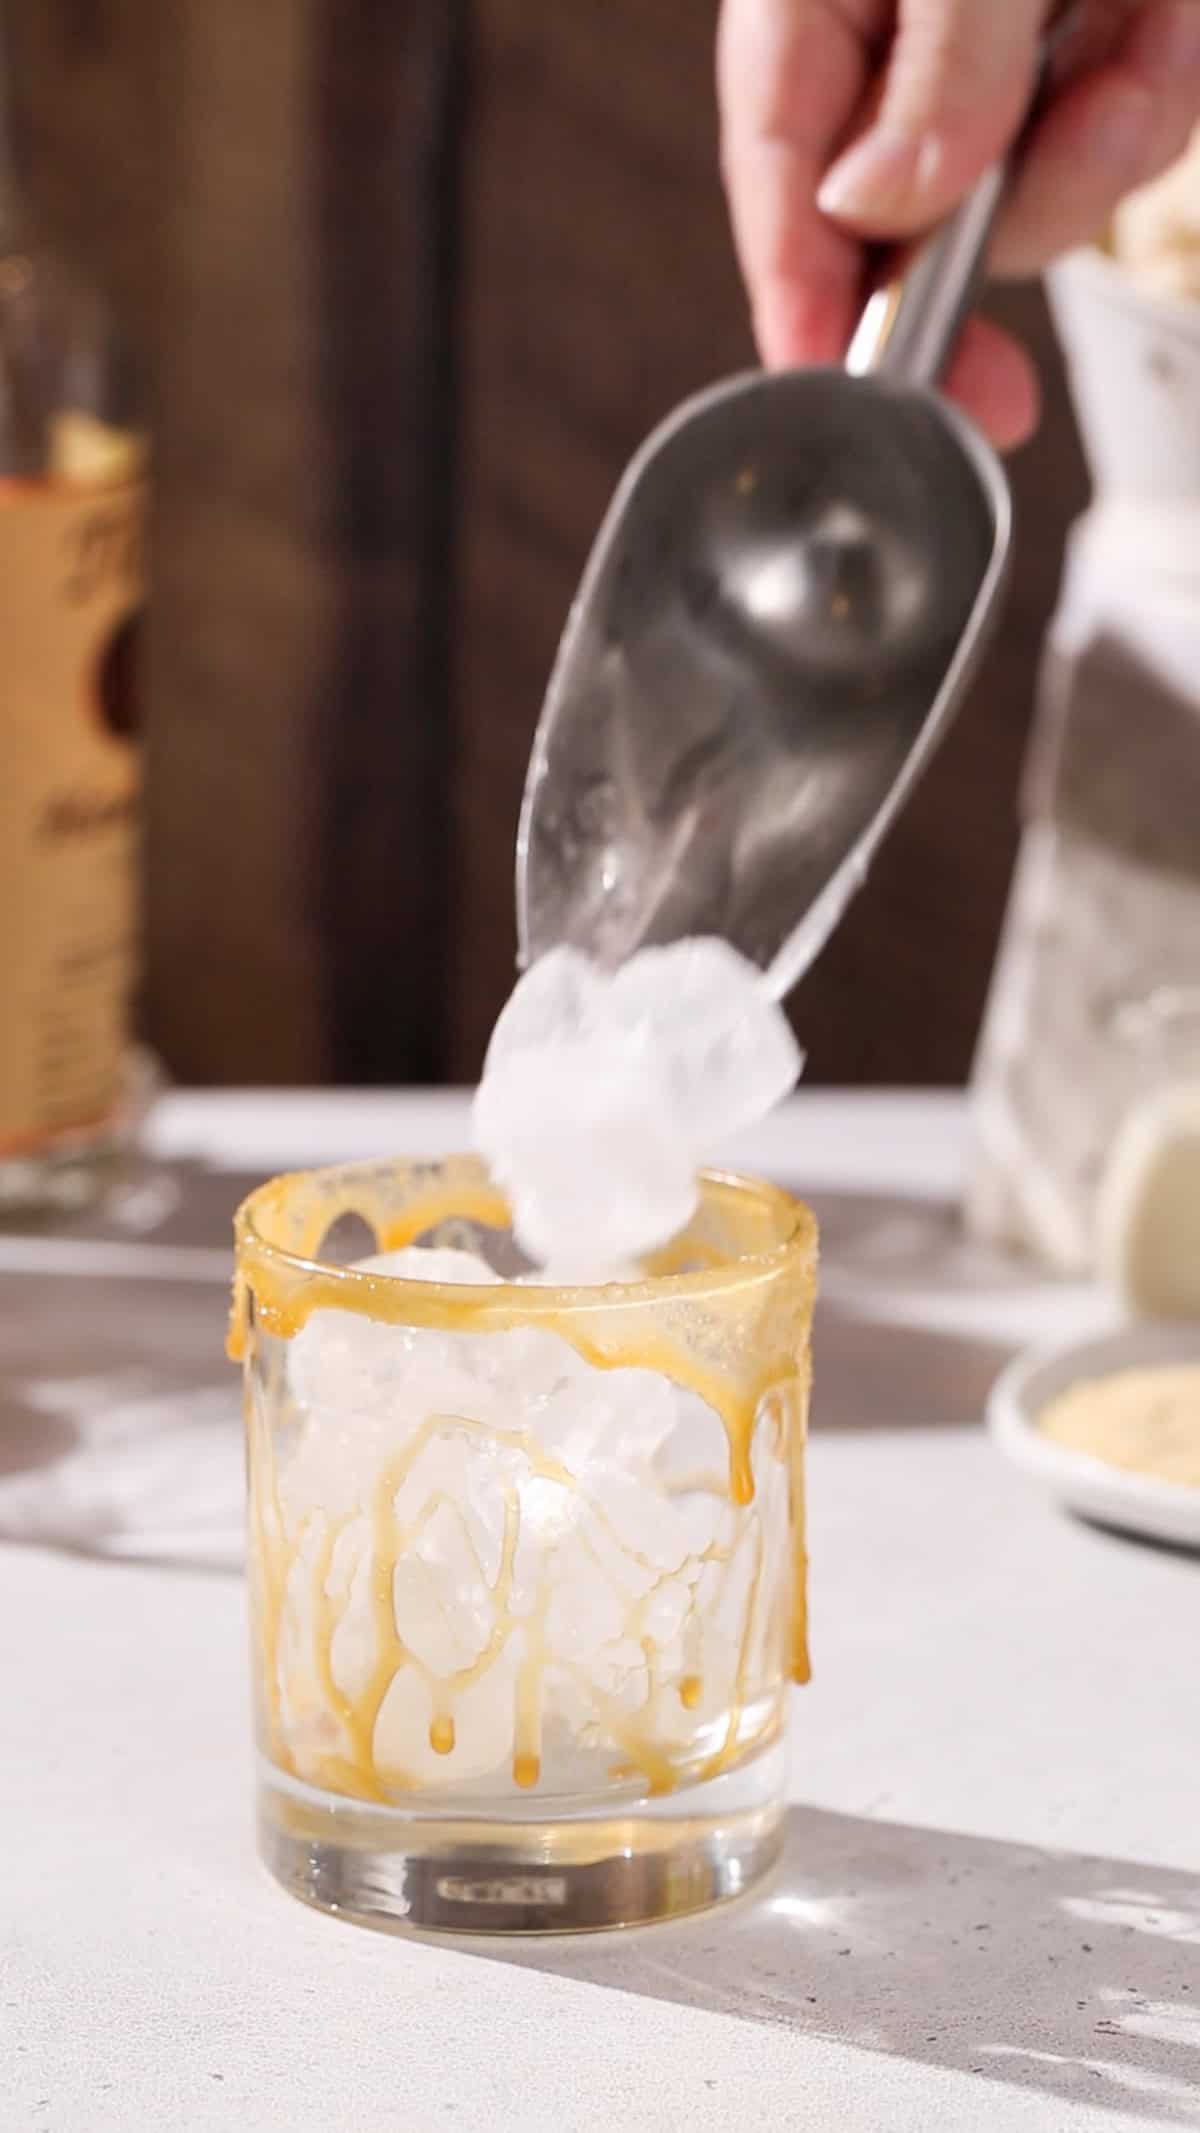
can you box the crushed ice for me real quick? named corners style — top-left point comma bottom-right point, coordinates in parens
top-left (472, 936), bottom-right (801, 1271)
top-left (272, 938), bottom-right (800, 1785)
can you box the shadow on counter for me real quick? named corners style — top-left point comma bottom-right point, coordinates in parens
top-left (489, 1803), bottom-right (1200, 2126)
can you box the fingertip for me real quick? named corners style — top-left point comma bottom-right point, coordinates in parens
top-left (942, 316), bottom-right (1040, 452)
top-left (753, 278), bottom-right (856, 371)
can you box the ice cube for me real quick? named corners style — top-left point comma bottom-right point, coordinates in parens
top-left (371, 1636), bottom-right (524, 1787)
top-left (271, 1215), bottom-right (752, 1793)
top-left (271, 1308), bottom-right (739, 1786)
top-left (525, 1360), bottom-right (678, 1470)
top-left (472, 1035), bottom-right (694, 1270)
top-left (607, 936), bottom-right (802, 1144)
top-left (519, 1258), bottom-right (641, 1286)
top-left (482, 944), bottom-right (602, 1069)
top-left (286, 1245), bottom-right (498, 1423)
top-left (353, 1245), bottom-right (500, 1285)
top-left (472, 936), bottom-right (802, 1272)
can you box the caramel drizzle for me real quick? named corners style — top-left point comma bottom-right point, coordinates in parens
top-left (236, 1169), bottom-right (815, 1802)
top-left (251, 1415), bottom-right (802, 1802)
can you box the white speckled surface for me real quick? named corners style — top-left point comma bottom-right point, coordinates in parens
top-left (3, 1092), bottom-right (1198, 2132)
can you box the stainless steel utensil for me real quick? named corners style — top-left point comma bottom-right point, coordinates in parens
top-left (516, 133), bottom-right (1027, 998)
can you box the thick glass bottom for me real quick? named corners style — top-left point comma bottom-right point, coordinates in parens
top-left (258, 1736), bottom-right (786, 1935)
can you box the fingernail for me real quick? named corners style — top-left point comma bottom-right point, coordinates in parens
top-left (1132, 0), bottom-right (1200, 89)
top-left (817, 129), bottom-right (945, 221)
top-left (1091, 82), bottom-right (1156, 175)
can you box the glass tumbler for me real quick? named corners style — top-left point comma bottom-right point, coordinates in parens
top-left (231, 1156), bottom-right (817, 1934)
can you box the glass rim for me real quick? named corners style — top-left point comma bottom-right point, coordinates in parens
top-left (234, 1156), bottom-right (817, 1315)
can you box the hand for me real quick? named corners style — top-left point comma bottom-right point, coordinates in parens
top-left (718, 0), bottom-right (1200, 447)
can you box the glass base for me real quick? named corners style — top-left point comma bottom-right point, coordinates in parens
top-left (258, 1739), bottom-right (786, 1935)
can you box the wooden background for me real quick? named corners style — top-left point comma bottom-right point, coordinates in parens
top-left (13, 0), bottom-right (1090, 1087)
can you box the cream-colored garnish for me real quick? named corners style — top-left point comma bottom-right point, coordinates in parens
top-left (1097, 1081), bottom-right (1200, 1320)
top-left (1039, 1365), bottom-right (1200, 1489)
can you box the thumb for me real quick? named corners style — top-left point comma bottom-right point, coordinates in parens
top-left (818, 0), bottom-right (1049, 233)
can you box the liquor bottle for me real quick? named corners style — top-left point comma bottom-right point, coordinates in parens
top-left (0, 31), bottom-right (149, 1213)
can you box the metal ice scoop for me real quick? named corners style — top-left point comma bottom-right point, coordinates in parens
top-left (516, 161), bottom-right (1018, 999)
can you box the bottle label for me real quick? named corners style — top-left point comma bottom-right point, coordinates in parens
top-left (0, 475), bottom-right (145, 1155)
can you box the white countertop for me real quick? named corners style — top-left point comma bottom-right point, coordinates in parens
top-left (3, 1091), bottom-right (1198, 2133)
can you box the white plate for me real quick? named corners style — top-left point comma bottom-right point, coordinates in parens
top-left (988, 1321), bottom-right (1200, 1550)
